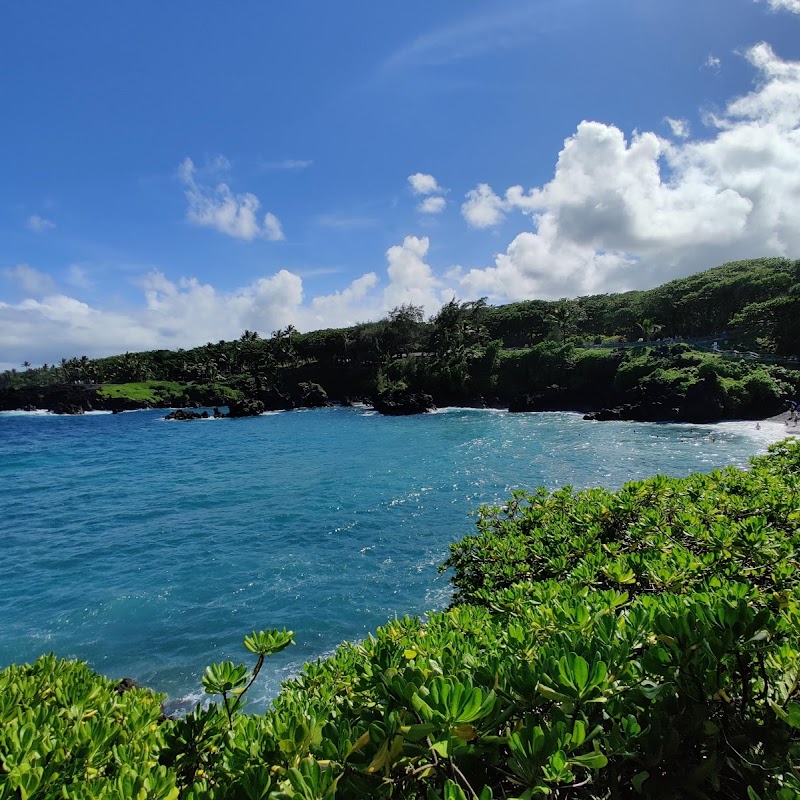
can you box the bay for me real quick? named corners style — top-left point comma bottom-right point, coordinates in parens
top-left (0, 406), bottom-right (787, 710)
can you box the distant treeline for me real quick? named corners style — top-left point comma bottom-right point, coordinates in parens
top-left (2, 257), bottom-right (799, 407)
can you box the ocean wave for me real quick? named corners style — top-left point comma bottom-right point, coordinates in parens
top-left (430, 406), bottom-right (505, 414)
top-left (0, 409), bottom-right (113, 417)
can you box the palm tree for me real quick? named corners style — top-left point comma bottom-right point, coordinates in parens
top-left (545, 300), bottom-right (584, 342)
top-left (637, 318), bottom-right (664, 342)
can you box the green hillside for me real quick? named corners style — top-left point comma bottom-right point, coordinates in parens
top-left (2, 257), bottom-right (799, 419)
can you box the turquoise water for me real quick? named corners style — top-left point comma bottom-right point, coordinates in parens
top-left (0, 406), bottom-right (787, 710)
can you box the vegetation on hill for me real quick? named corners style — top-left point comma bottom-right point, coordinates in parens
top-left (1, 257), bottom-right (799, 417)
top-left (3, 438), bottom-right (800, 799)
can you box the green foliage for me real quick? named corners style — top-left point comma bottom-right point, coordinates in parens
top-left (98, 381), bottom-right (188, 404)
top-left (3, 258), bottom-right (799, 407)
top-left (0, 655), bottom-right (173, 799)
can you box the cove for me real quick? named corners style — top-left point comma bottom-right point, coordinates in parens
top-left (0, 406), bottom-right (786, 711)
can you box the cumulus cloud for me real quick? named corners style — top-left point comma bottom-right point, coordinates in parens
top-left (418, 196), bottom-right (447, 214)
top-left (458, 42), bottom-right (800, 302)
top-left (408, 173), bottom-right (443, 195)
top-left (462, 183), bottom-right (507, 228)
top-left (0, 237), bottom-right (453, 368)
top-left (408, 173), bottom-right (448, 214)
top-left (179, 157), bottom-right (285, 241)
top-left (758, 0), bottom-right (800, 12)
top-left (383, 236), bottom-right (444, 313)
top-left (703, 54), bottom-right (722, 72)
top-left (27, 214), bottom-right (56, 233)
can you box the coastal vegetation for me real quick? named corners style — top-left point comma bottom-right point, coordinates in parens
top-left (1, 257), bottom-right (799, 420)
top-left (2, 438), bottom-right (800, 799)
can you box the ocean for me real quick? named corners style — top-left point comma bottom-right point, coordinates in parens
top-left (0, 406), bottom-right (789, 711)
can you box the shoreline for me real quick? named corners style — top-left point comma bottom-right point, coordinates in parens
top-left (3, 402), bottom-right (797, 428)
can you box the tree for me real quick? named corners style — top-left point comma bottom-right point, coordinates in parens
top-left (383, 304), bottom-right (425, 359)
top-left (545, 300), bottom-right (584, 342)
top-left (637, 318), bottom-right (664, 342)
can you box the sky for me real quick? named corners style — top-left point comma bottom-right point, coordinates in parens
top-left (2, 0), bottom-right (800, 370)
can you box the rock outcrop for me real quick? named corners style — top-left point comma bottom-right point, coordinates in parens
top-left (372, 389), bottom-right (436, 416)
top-left (227, 398), bottom-right (266, 418)
top-left (297, 382), bottom-right (331, 408)
top-left (257, 389), bottom-right (294, 411)
top-left (164, 409), bottom-right (210, 421)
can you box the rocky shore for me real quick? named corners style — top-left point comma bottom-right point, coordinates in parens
top-left (0, 377), bottom-right (787, 424)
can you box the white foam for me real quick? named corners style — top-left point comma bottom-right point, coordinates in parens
top-left (0, 409), bottom-right (113, 417)
top-left (711, 420), bottom-right (797, 450)
top-left (431, 406), bottom-right (504, 414)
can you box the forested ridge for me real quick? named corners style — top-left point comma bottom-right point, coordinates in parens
top-left (2, 257), bottom-right (800, 420)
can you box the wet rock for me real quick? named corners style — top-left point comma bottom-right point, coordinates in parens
top-left (165, 409), bottom-right (209, 421)
top-left (51, 402), bottom-right (85, 415)
top-left (227, 398), bottom-right (266, 418)
top-left (297, 382), bottom-right (331, 408)
top-left (373, 389), bottom-right (435, 416)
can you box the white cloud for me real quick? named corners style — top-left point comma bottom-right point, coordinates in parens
top-left (0, 237), bottom-right (453, 367)
top-left (408, 173), bottom-right (443, 195)
top-left (703, 54), bottom-right (722, 72)
top-left (263, 212), bottom-right (285, 242)
top-left (461, 183), bottom-right (507, 228)
top-left (3, 264), bottom-right (58, 295)
top-left (27, 214), bottom-right (55, 233)
top-left (383, 3), bottom-right (561, 72)
top-left (418, 196), bottom-right (447, 214)
top-left (306, 272), bottom-right (379, 328)
top-left (458, 42), bottom-right (800, 301)
top-left (409, 173), bottom-right (448, 214)
top-left (758, 0), bottom-right (800, 12)
top-left (383, 236), bottom-right (444, 314)
top-left (178, 157), bottom-right (285, 242)
top-left (665, 117), bottom-right (690, 138)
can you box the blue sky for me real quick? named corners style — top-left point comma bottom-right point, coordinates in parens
top-left (2, 0), bottom-right (800, 368)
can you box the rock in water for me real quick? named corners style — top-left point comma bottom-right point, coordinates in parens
top-left (298, 382), bottom-right (331, 408)
top-left (164, 409), bottom-right (209, 421)
top-left (372, 389), bottom-right (436, 416)
top-left (257, 389), bottom-right (294, 411)
top-left (227, 398), bottom-right (266, 418)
